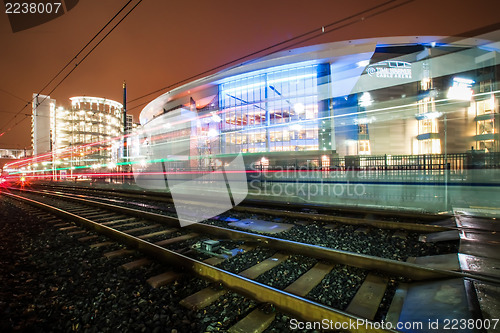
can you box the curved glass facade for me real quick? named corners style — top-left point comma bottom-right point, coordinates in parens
top-left (57, 96), bottom-right (123, 167)
top-left (134, 37), bottom-right (500, 213)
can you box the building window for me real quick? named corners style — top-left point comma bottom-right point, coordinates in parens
top-left (358, 140), bottom-right (371, 155)
top-left (219, 63), bottom-right (322, 155)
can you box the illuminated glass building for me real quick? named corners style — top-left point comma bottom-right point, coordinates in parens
top-left (66, 96), bottom-right (124, 167)
top-left (138, 36), bottom-right (500, 171)
top-left (31, 96), bottom-right (124, 170)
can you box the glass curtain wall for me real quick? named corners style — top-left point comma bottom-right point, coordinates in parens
top-left (219, 64), bottom-right (321, 154)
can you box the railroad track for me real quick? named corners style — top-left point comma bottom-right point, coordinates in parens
top-left (28, 182), bottom-right (449, 223)
top-left (3, 186), bottom-right (498, 332)
top-left (20, 183), bottom-right (458, 262)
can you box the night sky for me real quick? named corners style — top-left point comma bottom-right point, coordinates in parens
top-left (1, 0), bottom-right (500, 149)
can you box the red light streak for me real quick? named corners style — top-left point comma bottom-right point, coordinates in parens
top-left (6, 107), bottom-right (226, 171)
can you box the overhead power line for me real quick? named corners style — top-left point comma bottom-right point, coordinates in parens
top-left (0, 88), bottom-right (30, 103)
top-left (126, 0), bottom-right (414, 112)
top-left (0, 0), bottom-right (142, 137)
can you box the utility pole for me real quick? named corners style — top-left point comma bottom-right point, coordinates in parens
top-left (122, 81), bottom-right (127, 183)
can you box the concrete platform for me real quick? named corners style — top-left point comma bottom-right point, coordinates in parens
top-left (398, 278), bottom-right (474, 333)
top-left (459, 237), bottom-right (500, 260)
top-left (407, 253), bottom-right (460, 271)
top-left (474, 282), bottom-right (500, 333)
top-left (459, 253), bottom-right (500, 279)
top-left (455, 215), bottom-right (500, 232)
top-left (454, 207), bottom-right (500, 219)
top-left (386, 283), bottom-right (408, 327)
top-left (228, 219), bottom-right (294, 234)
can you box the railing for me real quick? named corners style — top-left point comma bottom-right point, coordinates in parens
top-left (266, 152), bottom-right (500, 172)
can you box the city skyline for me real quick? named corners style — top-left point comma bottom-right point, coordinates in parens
top-left (1, 0), bottom-right (500, 149)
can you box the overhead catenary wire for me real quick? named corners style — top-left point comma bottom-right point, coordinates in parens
top-left (126, 0), bottom-right (414, 112)
top-left (1, 0), bottom-right (416, 142)
top-left (0, 0), bottom-right (141, 137)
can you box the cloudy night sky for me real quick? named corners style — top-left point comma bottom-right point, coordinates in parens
top-left (1, 0), bottom-right (500, 149)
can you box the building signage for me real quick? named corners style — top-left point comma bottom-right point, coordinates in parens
top-left (366, 61), bottom-right (412, 79)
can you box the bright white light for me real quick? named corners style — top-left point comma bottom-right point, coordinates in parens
top-left (139, 160), bottom-right (147, 167)
top-left (293, 103), bottom-right (305, 113)
top-left (207, 129), bottom-right (218, 138)
top-left (354, 116), bottom-right (376, 125)
top-left (210, 111), bottom-right (222, 122)
top-left (453, 77), bottom-right (475, 85)
top-left (359, 92), bottom-right (373, 107)
top-left (447, 86), bottom-right (473, 101)
top-left (447, 77), bottom-right (474, 101)
top-left (107, 162), bottom-right (117, 169)
top-left (222, 73), bottom-right (316, 94)
top-left (223, 82), bottom-right (265, 94)
top-left (357, 60), bottom-right (370, 67)
top-left (420, 112), bottom-right (442, 120)
top-left (290, 124), bottom-right (302, 131)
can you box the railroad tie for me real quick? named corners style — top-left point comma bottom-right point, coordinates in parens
top-left (179, 287), bottom-right (227, 310)
top-left (146, 271), bottom-right (182, 288)
top-left (154, 233), bottom-right (199, 247)
top-left (67, 230), bottom-right (87, 236)
top-left (78, 235), bottom-right (98, 242)
top-left (284, 262), bottom-right (335, 296)
top-left (103, 249), bottom-right (134, 259)
top-left (89, 241), bottom-right (114, 249)
top-left (121, 258), bottom-right (152, 271)
top-left (54, 222), bottom-right (71, 227)
top-left (137, 229), bottom-right (176, 239)
top-left (123, 224), bottom-right (160, 234)
top-left (228, 308), bottom-right (275, 333)
top-left (345, 273), bottom-right (388, 320)
top-left (238, 253), bottom-right (289, 280)
top-left (59, 225), bottom-right (79, 231)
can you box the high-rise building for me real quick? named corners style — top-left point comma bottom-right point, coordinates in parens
top-left (125, 114), bottom-right (140, 134)
top-left (31, 95), bottom-right (124, 170)
top-left (31, 94), bottom-right (56, 156)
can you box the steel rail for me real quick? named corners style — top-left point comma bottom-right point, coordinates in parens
top-left (2, 191), bottom-right (399, 333)
top-left (32, 184), bottom-right (452, 232)
top-left (7, 187), bottom-right (497, 284)
top-left (30, 182), bottom-right (451, 220)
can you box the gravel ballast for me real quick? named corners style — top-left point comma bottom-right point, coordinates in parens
top-left (0, 197), bottom-right (265, 332)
